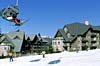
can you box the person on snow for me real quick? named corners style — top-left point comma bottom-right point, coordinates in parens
top-left (42, 51), bottom-right (46, 58)
top-left (9, 51), bottom-right (13, 62)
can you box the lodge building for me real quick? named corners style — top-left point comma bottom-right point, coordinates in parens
top-left (52, 22), bottom-right (100, 52)
top-left (0, 31), bottom-right (52, 57)
top-left (0, 21), bottom-right (100, 57)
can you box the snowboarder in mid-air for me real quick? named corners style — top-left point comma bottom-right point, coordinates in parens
top-left (0, 0), bottom-right (24, 26)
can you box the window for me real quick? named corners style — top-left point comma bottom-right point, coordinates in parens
top-left (55, 42), bottom-right (57, 45)
top-left (52, 42), bottom-right (57, 45)
top-left (93, 37), bottom-right (96, 41)
top-left (58, 42), bottom-right (60, 45)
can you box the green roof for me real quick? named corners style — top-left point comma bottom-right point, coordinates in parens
top-left (6, 31), bottom-right (25, 52)
top-left (12, 40), bottom-right (23, 52)
top-left (64, 22), bottom-right (90, 35)
top-left (6, 31), bottom-right (24, 40)
top-left (55, 22), bottom-right (100, 42)
top-left (64, 22), bottom-right (100, 35)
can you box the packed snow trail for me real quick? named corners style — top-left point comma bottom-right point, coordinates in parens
top-left (0, 49), bottom-right (100, 66)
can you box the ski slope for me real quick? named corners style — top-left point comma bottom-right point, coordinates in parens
top-left (0, 49), bottom-right (100, 66)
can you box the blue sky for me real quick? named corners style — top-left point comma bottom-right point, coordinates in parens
top-left (0, 0), bottom-right (100, 36)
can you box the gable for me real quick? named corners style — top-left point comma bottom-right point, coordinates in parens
top-left (26, 34), bottom-right (36, 41)
top-left (55, 31), bottom-right (63, 38)
top-left (54, 29), bottom-right (76, 43)
top-left (1, 38), bottom-right (10, 43)
top-left (32, 35), bottom-right (39, 44)
top-left (54, 29), bottom-right (67, 39)
top-left (0, 36), bottom-right (15, 47)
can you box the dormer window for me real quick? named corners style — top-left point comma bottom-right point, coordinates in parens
top-left (13, 36), bottom-right (20, 40)
top-left (67, 33), bottom-right (71, 38)
top-left (64, 27), bottom-right (68, 33)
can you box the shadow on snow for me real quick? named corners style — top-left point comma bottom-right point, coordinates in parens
top-left (48, 59), bottom-right (61, 64)
top-left (30, 59), bottom-right (40, 62)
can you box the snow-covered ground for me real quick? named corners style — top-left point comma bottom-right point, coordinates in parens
top-left (0, 49), bottom-right (100, 66)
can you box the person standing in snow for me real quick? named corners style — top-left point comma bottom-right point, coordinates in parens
top-left (9, 51), bottom-right (13, 62)
top-left (76, 48), bottom-right (79, 53)
top-left (42, 51), bottom-right (46, 58)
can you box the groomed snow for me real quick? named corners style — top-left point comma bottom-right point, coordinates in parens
top-left (0, 49), bottom-right (100, 66)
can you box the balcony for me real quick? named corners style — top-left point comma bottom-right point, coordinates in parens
top-left (91, 33), bottom-right (96, 37)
